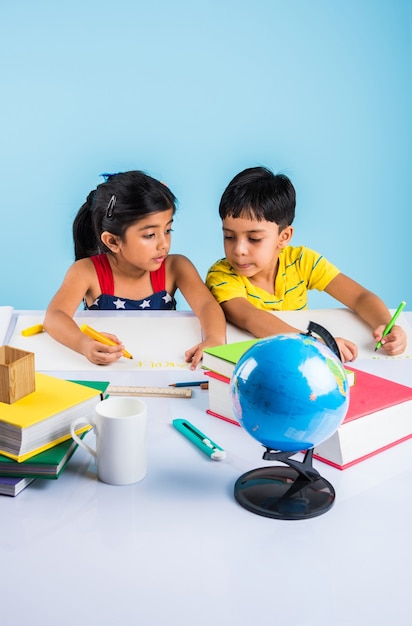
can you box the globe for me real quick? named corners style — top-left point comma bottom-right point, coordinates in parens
top-left (230, 333), bottom-right (350, 453)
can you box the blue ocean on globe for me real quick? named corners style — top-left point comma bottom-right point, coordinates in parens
top-left (230, 333), bottom-right (350, 452)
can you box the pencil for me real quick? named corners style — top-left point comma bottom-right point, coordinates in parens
top-left (374, 301), bottom-right (406, 351)
top-left (80, 324), bottom-right (133, 359)
top-left (169, 381), bottom-right (208, 388)
top-left (21, 324), bottom-right (44, 337)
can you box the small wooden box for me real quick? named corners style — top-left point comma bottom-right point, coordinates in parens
top-left (0, 346), bottom-right (35, 404)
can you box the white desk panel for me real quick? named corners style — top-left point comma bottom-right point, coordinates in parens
top-left (1, 374), bottom-right (412, 625)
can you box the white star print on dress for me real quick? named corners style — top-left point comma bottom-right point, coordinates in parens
top-left (139, 299), bottom-right (151, 309)
top-left (87, 255), bottom-right (176, 311)
top-left (113, 298), bottom-right (126, 309)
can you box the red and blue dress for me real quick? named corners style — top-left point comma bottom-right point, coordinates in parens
top-left (85, 254), bottom-right (176, 311)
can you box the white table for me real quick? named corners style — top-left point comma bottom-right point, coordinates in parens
top-left (1, 312), bottom-right (411, 625)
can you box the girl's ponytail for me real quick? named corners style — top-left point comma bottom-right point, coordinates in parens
top-left (73, 191), bottom-right (99, 260)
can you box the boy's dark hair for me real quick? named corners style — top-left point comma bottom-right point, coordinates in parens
top-left (73, 170), bottom-right (176, 260)
top-left (218, 166), bottom-right (296, 230)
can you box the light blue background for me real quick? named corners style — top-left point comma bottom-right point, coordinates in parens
top-left (1, 0), bottom-right (411, 311)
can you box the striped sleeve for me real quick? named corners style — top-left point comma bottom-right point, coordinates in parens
top-left (206, 259), bottom-right (247, 303)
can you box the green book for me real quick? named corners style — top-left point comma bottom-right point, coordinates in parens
top-left (0, 380), bottom-right (109, 479)
top-left (202, 339), bottom-right (259, 379)
top-left (68, 380), bottom-right (110, 395)
top-left (0, 435), bottom-right (88, 479)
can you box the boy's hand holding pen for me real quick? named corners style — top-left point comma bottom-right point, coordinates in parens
top-left (374, 301), bottom-right (407, 355)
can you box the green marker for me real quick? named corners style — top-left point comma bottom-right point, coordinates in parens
top-left (172, 419), bottom-right (226, 460)
top-left (375, 301), bottom-right (406, 351)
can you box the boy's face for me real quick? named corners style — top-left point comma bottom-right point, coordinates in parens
top-left (222, 215), bottom-right (293, 279)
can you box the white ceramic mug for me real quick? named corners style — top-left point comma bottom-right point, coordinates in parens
top-left (70, 396), bottom-right (147, 486)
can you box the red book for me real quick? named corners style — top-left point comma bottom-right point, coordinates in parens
top-left (314, 368), bottom-right (412, 469)
top-left (205, 371), bottom-right (240, 426)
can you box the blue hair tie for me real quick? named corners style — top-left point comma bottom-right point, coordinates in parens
top-left (99, 172), bottom-right (119, 182)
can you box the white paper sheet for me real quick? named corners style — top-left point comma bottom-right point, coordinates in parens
top-left (8, 308), bottom-right (412, 372)
top-left (226, 308), bottom-right (412, 360)
top-left (9, 311), bottom-right (203, 371)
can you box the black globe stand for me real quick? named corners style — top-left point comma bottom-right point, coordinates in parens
top-left (234, 447), bottom-right (336, 520)
top-left (234, 322), bottom-right (343, 520)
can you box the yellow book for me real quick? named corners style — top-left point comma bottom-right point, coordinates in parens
top-left (0, 373), bottom-right (104, 462)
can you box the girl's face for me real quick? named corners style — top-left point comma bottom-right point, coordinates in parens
top-left (105, 208), bottom-right (174, 271)
top-left (222, 215), bottom-right (293, 279)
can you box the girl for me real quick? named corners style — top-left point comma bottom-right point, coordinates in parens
top-left (44, 170), bottom-right (226, 366)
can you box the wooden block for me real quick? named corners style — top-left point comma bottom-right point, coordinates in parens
top-left (0, 346), bottom-right (35, 404)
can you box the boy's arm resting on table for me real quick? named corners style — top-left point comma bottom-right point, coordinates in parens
top-left (325, 273), bottom-right (407, 355)
top-left (221, 297), bottom-right (300, 337)
top-left (43, 262), bottom-right (124, 365)
top-left (220, 297), bottom-right (357, 363)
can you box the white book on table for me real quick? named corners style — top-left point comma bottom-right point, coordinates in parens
top-left (0, 306), bottom-right (14, 345)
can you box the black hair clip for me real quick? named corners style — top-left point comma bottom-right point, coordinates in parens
top-left (106, 195), bottom-right (116, 219)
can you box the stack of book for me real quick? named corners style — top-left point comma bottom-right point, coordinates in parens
top-left (202, 341), bottom-right (412, 469)
top-left (0, 375), bottom-right (108, 496)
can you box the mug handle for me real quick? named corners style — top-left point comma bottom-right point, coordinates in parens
top-left (70, 418), bottom-right (96, 458)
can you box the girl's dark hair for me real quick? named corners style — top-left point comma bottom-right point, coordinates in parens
top-left (73, 170), bottom-right (177, 260)
top-left (218, 166), bottom-right (296, 230)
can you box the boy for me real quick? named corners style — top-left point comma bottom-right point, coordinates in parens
top-left (206, 166), bottom-right (406, 362)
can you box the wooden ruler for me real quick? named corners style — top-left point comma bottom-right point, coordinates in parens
top-left (106, 385), bottom-right (192, 398)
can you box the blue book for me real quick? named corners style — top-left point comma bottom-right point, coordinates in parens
top-left (0, 476), bottom-right (35, 496)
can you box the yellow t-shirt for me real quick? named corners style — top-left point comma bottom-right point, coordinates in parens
top-left (206, 246), bottom-right (340, 311)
